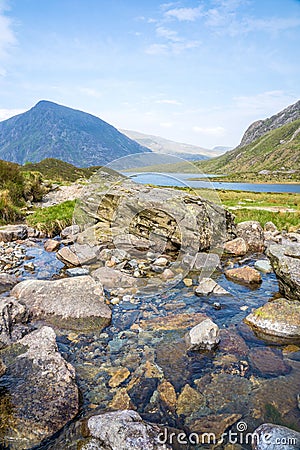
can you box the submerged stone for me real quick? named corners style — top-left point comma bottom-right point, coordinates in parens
top-left (0, 326), bottom-right (79, 449)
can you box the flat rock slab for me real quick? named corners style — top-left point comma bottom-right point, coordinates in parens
top-left (245, 298), bottom-right (300, 342)
top-left (267, 243), bottom-right (300, 300)
top-left (0, 225), bottom-right (28, 242)
top-left (0, 326), bottom-right (79, 449)
top-left (249, 347), bottom-right (291, 377)
top-left (11, 276), bottom-right (111, 331)
top-left (195, 277), bottom-right (229, 296)
top-left (57, 243), bottom-right (98, 266)
top-left (225, 266), bottom-right (262, 284)
top-left (137, 312), bottom-right (208, 331)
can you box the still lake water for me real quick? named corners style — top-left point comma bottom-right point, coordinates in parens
top-left (126, 172), bottom-right (300, 193)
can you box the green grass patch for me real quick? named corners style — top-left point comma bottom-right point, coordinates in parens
top-left (26, 200), bottom-right (76, 237)
top-left (232, 209), bottom-right (300, 231)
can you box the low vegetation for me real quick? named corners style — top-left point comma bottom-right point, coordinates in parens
top-left (26, 200), bottom-right (76, 236)
top-left (22, 158), bottom-right (101, 183)
top-left (196, 119), bottom-right (300, 174)
top-left (0, 160), bottom-right (46, 224)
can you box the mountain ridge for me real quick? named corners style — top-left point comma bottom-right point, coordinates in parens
top-left (0, 100), bottom-right (151, 167)
top-left (120, 129), bottom-right (223, 160)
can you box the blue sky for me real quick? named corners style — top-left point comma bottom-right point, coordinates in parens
top-left (0, 0), bottom-right (300, 148)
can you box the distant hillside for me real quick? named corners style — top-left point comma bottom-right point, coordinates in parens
top-left (239, 99), bottom-right (300, 147)
top-left (21, 158), bottom-right (101, 182)
top-left (197, 118), bottom-right (300, 173)
top-left (120, 129), bottom-right (222, 160)
top-left (0, 101), bottom-right (151, 167)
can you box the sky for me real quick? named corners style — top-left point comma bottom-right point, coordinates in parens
top-left (0, 0), bottom-right (300, 149)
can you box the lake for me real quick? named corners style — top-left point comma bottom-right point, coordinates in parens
top-left (126, 172), bottom-right (300, 193)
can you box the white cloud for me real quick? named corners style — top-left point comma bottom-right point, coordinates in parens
top-left (156, 26), bottom-right (181, 42)
top-left (245, 17), bottom-right (300, 33)
top-left (146, 43), bottom-right (169, 55)
top-left (0, 2), bottom-right (16, 59)
top-left (155, 99), bottom-right (182, 105)
top-left (0, 108), bottom-right (25, 121)
top-left (193, 126), bottom-right (225, 136)
top-left (165, 5), bottom-right (203, 22)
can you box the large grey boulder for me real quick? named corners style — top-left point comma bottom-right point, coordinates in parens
top-left (236, 221), bottom-right (264, 253)
top-left (0, 273), bottom-right (18, 293)
top-left (74, 178), bottom-right (235, 263)
top-left (252, 423), bottom-right (300, 449)
top-left (267, 243), bottom-right (300, 300)
top-left (185, 317), bottom-right (220, 351)
top-left (0, 326), bottom-right (79, 449)
top-left (0, 224), bottom-right (28, 242)
top-left (84, 410), bottom-right (171, 450)
top-left (0, 297), bottom-right (29, 349)
top-left (11, 276), bottom-right (111, 330)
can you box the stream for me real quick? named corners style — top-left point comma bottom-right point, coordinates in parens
top-left (1, 238), bottom-right (300, 449)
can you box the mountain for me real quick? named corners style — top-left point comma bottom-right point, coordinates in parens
top-left (197, 101), bottom-right (300, 174)
top-left (239, 99), bottom-right (300, 147)
top-left (0, 101), bottom-right (151, 167)
top-left (120, 129), bottom-right (223, 160)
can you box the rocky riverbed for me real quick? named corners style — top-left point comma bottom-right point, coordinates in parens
top-left (0, 179), bottom-right (300, 450)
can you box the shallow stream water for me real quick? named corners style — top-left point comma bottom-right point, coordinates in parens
top-left (1, 239), bottom-right (300, 449)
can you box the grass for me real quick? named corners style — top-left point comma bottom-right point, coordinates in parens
top-left (26, 200), bottom-right (76, 236)
top-left (22, 158), bottom-right (102, 182)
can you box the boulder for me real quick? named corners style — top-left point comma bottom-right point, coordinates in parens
top-left (266, 243), bottom-right (300, 300)
top-left (75, 179), bottom-right (235, 266)
top-left (57, 243), bottom-right (98, 266)
top-left (0, 326), bottom-right (79, 449)
top-left (56, 246), bottom-right (80, 266)
top-left (245, 298), bottom-right (300, 342)
top-left (252, 423), bottom-right (300, 450)
top-left (0, 297), bottom-right (29, 349)
top-left (185, 317), bottom-right (220, 351)
top-left (224, 237), bottom-right (247, 256)
top-left (11, 276), bottom-right (111, 330)
top-left (0, 273), bottom-right (18, 293)
top-left (60, 224), bottom-right (80, 240)
top-left (92, 266), bottom-right (137, 290)
top-left (195, 277), bottom-right (229, 296)
top-left (254, 259), bottom-right (273, 273)
top-left (84, 410), bottom-right (171, 450)
top-left (236, 221), bottom-right (264, 253)
top-left (225, 266), bottom-right (262, 284)
top-left (0, 224), bottom-right (27, 242)
top-left (264, 221), bottom-right (278, 233)
top-left (44, 239), bottom-right (60, 252)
